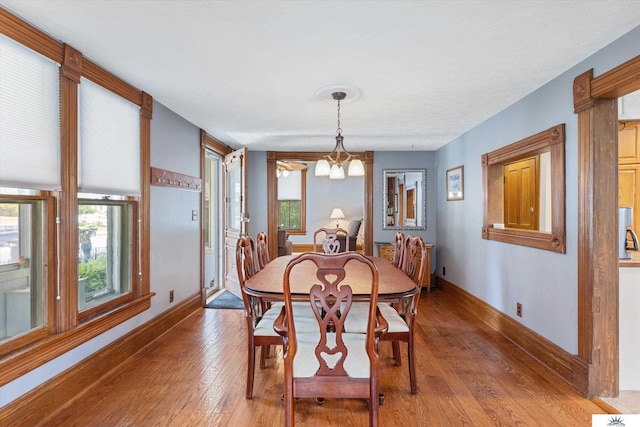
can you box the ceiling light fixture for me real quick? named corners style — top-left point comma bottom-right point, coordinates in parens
top-left (315, 91), bottom-right (364, 179)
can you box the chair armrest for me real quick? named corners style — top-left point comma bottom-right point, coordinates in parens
top-left (374, 306), bottom-right (389, 338)
top-left (273, 305), bottom-right (288, 337)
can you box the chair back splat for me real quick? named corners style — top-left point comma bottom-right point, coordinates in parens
top-left (313, 227), bottom-right (350, 253)
top-left (256, 231), bottom-right (270, 269)
top-left (392, 232), bottom-right (405, 269)
top-left (273, 252), bottom-right (387, 426)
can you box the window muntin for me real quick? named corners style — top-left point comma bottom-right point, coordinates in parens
top-left (78, 198), bottom-right (132, 311)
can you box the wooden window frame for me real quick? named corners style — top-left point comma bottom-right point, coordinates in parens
top-left (481, 124), bottom-right (566, 253)
top-left (278, 168), bottom-right (307, 235)
top-left (0, 7), bottom-right (153, 387)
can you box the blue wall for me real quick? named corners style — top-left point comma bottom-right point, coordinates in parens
top-left (435, 25), bottom-right (640, 354)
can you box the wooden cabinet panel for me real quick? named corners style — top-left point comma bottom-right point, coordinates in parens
top-left (504, 157), bottom-right (539, 230)
top-left (619, 122), bottom-right (640, 164)
top-left (618, 122), bottom-right (640, 262)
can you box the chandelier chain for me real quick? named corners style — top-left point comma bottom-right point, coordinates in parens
top-left (336, 98), bottom-right (342, 136)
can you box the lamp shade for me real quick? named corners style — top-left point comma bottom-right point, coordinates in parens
top-left (330, 208), bottom-right (345, 220)
top-left (330, 207), bottom-right (345, 227)
top-left (347, 159), bottom-right (365, 176)
top-left (315, 159), bottom-right (330, 176)
top-left (329, 164), bottom-right (345, 179)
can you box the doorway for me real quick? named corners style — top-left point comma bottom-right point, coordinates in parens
top-left (573, 56), bottom-right (640, 399)
top-left (202, 150), bottom-right (223, 299)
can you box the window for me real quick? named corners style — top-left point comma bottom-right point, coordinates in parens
top-left (481, 124), bottom-right (565, 253)
top-left (279, 200), bottom-right (301, 230)
top-left (0, 195), bottom-right (47, 346)
top-left (78, 197), bottom-right (132, 312)
top-left (0, 9), bottom-right (152, 387)
top-left (277, 168), bottom-right (306, 234)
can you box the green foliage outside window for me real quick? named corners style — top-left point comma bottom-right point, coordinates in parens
top-left (78, 258), bottom-right (107, 293)
top-left (279, 200), bottom-right (301, 230)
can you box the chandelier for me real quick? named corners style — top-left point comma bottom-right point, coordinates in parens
top-left (314, 91), bottom-right (364, 179)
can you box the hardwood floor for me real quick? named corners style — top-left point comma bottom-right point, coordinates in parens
top-left (44, 289), bottom-right (609, 426)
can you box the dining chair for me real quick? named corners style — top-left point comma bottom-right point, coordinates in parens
top-left (236, 235), bottom-right (283, 399)
top-left (313, 227), bottom-right (350, 253)
top-left (273, 252), bottom-right (388, 427)
top-left (378, 235), bottom-right (427, 394)
top-left (392, 232), bottom-right (405, 268)
top-left (342, 235), bottom-right (426, 394)
top-left (255, 231), bottom-right (270, 269)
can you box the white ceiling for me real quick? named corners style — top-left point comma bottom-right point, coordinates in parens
top-left (2, 1), bottom-right (640, 152)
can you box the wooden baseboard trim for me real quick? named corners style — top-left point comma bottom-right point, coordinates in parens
top-left (0, 293), bottom-right (202, 426)
top-left (436, 276), bottom-right (588, 394)
top-left (590, 397), bottom-right (621, 414)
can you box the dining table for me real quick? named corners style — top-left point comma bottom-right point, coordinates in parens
top-left (243, 254), bottom-right (418, 303)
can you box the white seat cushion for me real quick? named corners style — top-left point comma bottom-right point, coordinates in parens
top-left (342, 302), bottom-right (409, 334)
top-left (256, 304), bottom-right (319, 336)
top-left (293, 331), bottom-right (370, 379)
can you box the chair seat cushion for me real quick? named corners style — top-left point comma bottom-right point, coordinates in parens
top-left (342, 302), bottom-right (409, 334)
top-left (255, 303), bottom-right (319, 336)
top-left (293, 332), bottom-right (370, 379)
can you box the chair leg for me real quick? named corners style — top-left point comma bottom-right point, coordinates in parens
top-left (369, 386), bottom-right (379, 427)
top-left (392, 341), bottom-right (402, 366)
top-left (408, 338), bottom-right (417, 394)
top-left (260, 345), bottom-right (268, 369)
top-left (246, 345), bottom-right (256, 399)
top-left (285, 380), bottom-right (294, 427)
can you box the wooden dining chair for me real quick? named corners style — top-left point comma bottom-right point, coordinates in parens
top-left (392, 232), bottom-right (405, 268)
top-left (236, 235), bottom-right (284, 399)
top-left (273, 252), bottom-right (388, 427)
top-left (255, 231), bottom-right (270, 269)
top-left (379, 235), bottom-right (427, 394)
top-left (313, 227), bottom-right (350, 253)
top-left (342, 235), bottom-right (426, 394)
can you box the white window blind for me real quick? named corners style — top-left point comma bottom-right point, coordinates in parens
top-left (278, 170), bottom-right (301, 200)
top-left (79, 77), bottom-right (140, 196)
top-left (0, 34), bottom-right (61, 190)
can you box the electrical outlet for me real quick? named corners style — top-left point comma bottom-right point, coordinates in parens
top-left (442, 266), bottom-right (446, 276)
top-left (517, 302), bottom-right (522, 317)
top-left (170, 290), bottom-right (174, 303)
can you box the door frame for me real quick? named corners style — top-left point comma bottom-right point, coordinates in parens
top-left (199, 130), bottom-right (231, 306)
top-left (266, 151), bottom-right (374, 258)
top-left (573, 55), bottom-right (640, 396)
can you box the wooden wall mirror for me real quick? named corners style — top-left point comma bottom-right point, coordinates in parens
top-left (383, 169), bottom-right (426, 230)
top-left (481, 124), bottom-right (566, 253)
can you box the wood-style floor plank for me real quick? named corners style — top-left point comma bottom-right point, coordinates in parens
top-left (43, 289), bottom-right (608, 426)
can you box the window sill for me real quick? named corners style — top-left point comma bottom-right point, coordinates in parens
top-left (0, 292), bottom-right (154, 387)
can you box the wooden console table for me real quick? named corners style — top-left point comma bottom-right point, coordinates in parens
top-left (376, 241), bottom-right (434, 292)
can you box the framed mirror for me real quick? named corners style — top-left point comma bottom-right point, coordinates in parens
top-left (383, 168), bottom-right (426, 230)
top-left (481, 124), bottom-right (565, 253)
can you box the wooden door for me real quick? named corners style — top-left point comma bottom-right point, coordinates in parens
top-left (504, 156), bottom-right (539, 230)
top-left (223, 147), bottom-right (247, 297)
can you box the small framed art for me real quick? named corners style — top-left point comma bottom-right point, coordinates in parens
top-left (446, 165), bottom-right (464, 201)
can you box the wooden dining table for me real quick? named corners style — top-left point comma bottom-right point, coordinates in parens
top-left (243, 254), bottom-right (418, 302)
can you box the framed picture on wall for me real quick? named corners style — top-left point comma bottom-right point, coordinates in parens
top-left (446, 165), bottom-right (464, 201)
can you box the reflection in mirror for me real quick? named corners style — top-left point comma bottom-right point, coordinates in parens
top-left (383, 169), bottom-right (426, 230)
top-left (482, 124), bottom-right (565, 253)
top-left (503, 151), bottom-right (551, 232)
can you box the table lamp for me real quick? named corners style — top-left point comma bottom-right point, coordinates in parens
top-left (330, 208), bottom-right (345, 228)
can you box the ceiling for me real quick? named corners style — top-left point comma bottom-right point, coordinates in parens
top-left (2, 1), bottom-right (640, 152)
